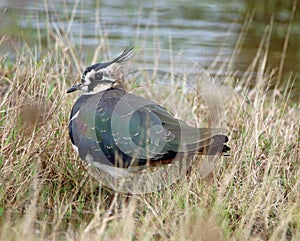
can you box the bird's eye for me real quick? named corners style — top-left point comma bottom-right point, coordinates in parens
top-left (94, 72), bottom-right (103, 80)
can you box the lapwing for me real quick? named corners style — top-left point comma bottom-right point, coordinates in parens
top-left (67, 47), bottom-right (230, 177)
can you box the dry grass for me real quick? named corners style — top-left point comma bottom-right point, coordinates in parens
top-left (0, 17), bottom-right (300, 241)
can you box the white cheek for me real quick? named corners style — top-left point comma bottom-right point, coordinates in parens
top-left (94, 84), bottom-right (112, 92)
top-left (85, 70), bottom-right (95, 84)
top-left (81, 85), bottom-right (88, 92)
top-left (82, 83), bottom-right (112, 95)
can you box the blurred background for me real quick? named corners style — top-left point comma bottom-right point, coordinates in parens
top-left (0, 0), bottom-right (299, 100)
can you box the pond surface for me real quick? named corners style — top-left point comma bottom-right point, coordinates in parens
top-left (1, 0), bottom-right (299, 99)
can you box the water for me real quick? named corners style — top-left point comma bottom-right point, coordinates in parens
top-left (0, 0), bottom-right (299, 99)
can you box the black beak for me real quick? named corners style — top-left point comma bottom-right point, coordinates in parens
top-left (66, 84), bottom-right (83, 93)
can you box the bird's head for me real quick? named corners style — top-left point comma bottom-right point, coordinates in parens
top-left (67, 47), bottom-right (133, 94)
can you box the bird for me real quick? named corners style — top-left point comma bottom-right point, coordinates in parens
top-left (66, 47), bottom-right (230, 178)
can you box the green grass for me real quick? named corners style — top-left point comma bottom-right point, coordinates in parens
top-left (0, 15), bottom-right (300, 241)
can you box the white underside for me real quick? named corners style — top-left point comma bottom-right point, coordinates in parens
top-left (71, 143), bottom-right (79, 153)
top-left (70, 111), bottom-right (80, 121)
top-left (85, 153), bottom-right (130, 178)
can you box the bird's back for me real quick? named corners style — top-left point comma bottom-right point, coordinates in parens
top-left (69, 88), bottom-right (229, 169)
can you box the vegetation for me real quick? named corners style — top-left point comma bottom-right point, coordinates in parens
top-left (0, 12), bottom-right (299, 241)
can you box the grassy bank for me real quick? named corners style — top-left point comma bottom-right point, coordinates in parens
top-left (0, 32), bottom-right (299, 241)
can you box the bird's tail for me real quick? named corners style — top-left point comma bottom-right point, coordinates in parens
top-left (196, 134), bottom-right (230, 156)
